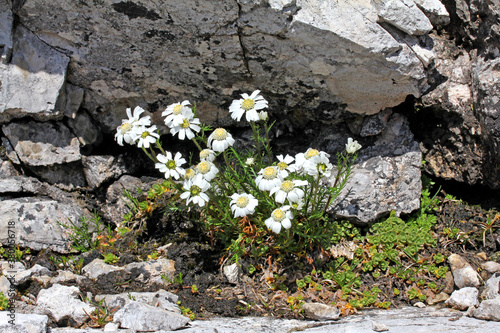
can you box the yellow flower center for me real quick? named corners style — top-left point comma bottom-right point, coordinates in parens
top-left (181, 118), bottom-right (190, 129)
top-left (262, 167), bottom-right (278, 180)
top-left (200, 149), bottom-right (212, 159)
top-left (236, 196), bottom-right (249, 208)
top-left (318, 163), bottom-right (327, 172)
top-left (280, 180), bottom-right (294, 193)
top-left (184, 169), bottom-right (195, 179)
top-left (166, 160), bottom-right (176, 170)
top-left (190, 185), bottom-right (201, 196)
top-left (272, 209), bottom-right (285, 222)
top-left (241, 98), bottom-right (255, 111)
top-left (213, 128), bottom-right (228, 140)
top-left (197, 161), bottom-right (211, 174)
top-left (141, 131), bottom-right (150, 139)
top-left (120, 122), bottom-right (132, 134)
top-left (277, 161), bottom-right (288, 170)
top-left (305, 149), bottom-right (319, 159)
top-left (173, 104), bottom-right (183, 115)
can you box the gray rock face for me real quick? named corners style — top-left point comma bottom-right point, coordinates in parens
top-left (36, 284), bottom-right (94, 327)
top-left (473, 297), bottom-right (500, 321)
top-left (445, 287), bottom-right (479, 310)
top-left (0, 312), bottom-right (48, 333)
top-left (95, 290), bottom-right (180, 314)
top-left (113, 301), bottom-right (189, 331)
top-left (124, 258), bottom-right (176, 285)
top-left (0, 197), bottom-right (87, 253)
top-left (81, 259), bottom-right (123, 280)
top-left (82, 155), bottom-right (128, 189)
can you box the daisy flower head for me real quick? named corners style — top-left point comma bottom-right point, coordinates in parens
top-left (229, 90), bottom-right (268, 122)
top-left (163, 100), bottom-right (193, 128)
top-left (207, 128), bottom-right (235, 152)
top-left (135, 125), bottom-right (160, 149)
top-left (183, 167), bottom-right (196, 181)
top-left (115, 106), bottom-right (151, 146)
top-left (200, 149), bottom-right (216, 162)
top-left (155, 151), bottom-right (186, 180)
top-left (180, 174), bottom-right (210, 207)
top-left (170, 116), bottom-right (201, 140)
top-left (195, 160), bottom-right (219, 181)
top-left (230, 193), bottom-right (259, 218)
top-left (304, 152), bottom-right (333, 177)
top-left (346, 137), bottom-right (362, 154)
top-left (265, 206), bottom-right (293, 234)
top-left (270, 179), bottom-right (308, 204)
top-left (255, 166), bottom-right (282, 191)
top-left (276, 154), bottom-right (296, 178)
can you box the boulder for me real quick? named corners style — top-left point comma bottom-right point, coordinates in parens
top-left (113, 301), bottom-right (189, 331)
top-left (473, 297), bottom-right (500, 321)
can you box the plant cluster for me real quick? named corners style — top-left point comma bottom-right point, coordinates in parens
top-left (115, 90), bottom-right (361, 259)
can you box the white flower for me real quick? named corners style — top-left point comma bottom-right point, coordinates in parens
top-left (304, 153), bottom-right (333, 177)
top-left (291, 198), bottom-right (305, 211)
top-left (115, 106), bottom-right (151, 146)
top-left (270, 179), bottom-right (308, 204)
top-left (265, 206), bottom-right (293, 234)
top-left (180, 174), bottom-right (210, 207)
top-left (200, 149), bottom-right (216, 162)
top-left (230, 193), bottom-right (259, 218)
top-left (207, 128), bottom-right (235, 152)
top-left (258, 111), bottom-right (268, 121)
top-left (155, 152), bottom-right (186, 180)
top-left (195, 160), bottom-right (219, 181)
top-left (255, 166), bottom-right (282, 191)
top-left (135, 125), bottom-right (160, 149)
top-left (163, 100), bottom-right (193, 128)
top-left (276, 154), bottom-right (296, 178)
top-left (170, 116), bottom-right (201, 140)
top-left (295, 149), bottom-right (330, 174)
top-left (183, 168), bottom-right (196, 180)
top-left (346, 137), bottom-right (362, 154)
top-left (229, 90), bottom-right (268, 122)
top-left (245, 157), bottom-right (255, 166)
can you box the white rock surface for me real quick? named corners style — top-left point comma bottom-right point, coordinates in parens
top-left (445, 287), bottom-right (479, 311)
top-left (82, 259), bottom-right (123, 280)
top-left (302, 302), bottom-right (340, 321)
top-left (0, 312), bottom-right (48, 333)
top-left (113, 301), bottom-right (189, 331)
top-left (473, 297), bottom-right (500, 321)
top-left (448, 254), bottom-right (480, 289)
top-left (95, 290), bottom-right (180, 314)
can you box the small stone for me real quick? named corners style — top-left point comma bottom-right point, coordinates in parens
top-left (413, 302), bottom-right (426, 308)
top-left (427, 292), bottom-right (449, 305)
top-left (372, 321), bottom-right (389, 332)
top-left (476, 252), bottom-right (488, 261)
top-left (113, 301), bottom-right (189, 331)
top-left (82, 258), bottom-right (123, 280)
top-left (473, 297), bottom-right (500, 321)
top-left (302, 302), bottom-right (340, 321)
top-left (223, 263), bottom-right (240, 284)
top-left (481, 272), bottom-right (500, 300)
top-left (448, 254), bottom-right (480, 288)
top-left (445, 287), bottom-right (479, 310)
top-left (104, 322), bottom-right (120, 331)
top-left (481, 261), bottom-right (500, 274)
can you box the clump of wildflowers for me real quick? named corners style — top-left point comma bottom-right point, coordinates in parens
top-left (115, 91), bottom-right (361, 261)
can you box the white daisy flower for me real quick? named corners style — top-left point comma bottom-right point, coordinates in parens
top-left (346, 137), bottom-right (362, 154)
top-left (265, 206), bottom-right (293, 234)
top-left (163, 100), bottom-right (193, 128)
top-left (195, 160), bottom-right (219, 181)
top-left (229, 90), bottom-right (268, 122)
top-left (270, 179), bottom-right (308, 204)
top-left (115, 106), bottom-right (151, 146)
top-left (200, 149), bottom-right (216, 162)
top-left (170, 116), bottom-right (201, 140)
top-left (304, 153), bottom-right (333, 177)
top-left (230, 193), bottom-right (259, 218)
top-left (255, 166), bottom-right (282, 191)
top-left (276, 154), bottom-right (296, 178)
top-left (155, 152), bottom-right (186, 180)
top-left (135, 125), bottom-right (160, 149)
top-left (207, 128), bottom-right (235, 152)
top-left (291, 198), bottom-right (305, 211)
top-left (180, 174), bottom-right (210, 207)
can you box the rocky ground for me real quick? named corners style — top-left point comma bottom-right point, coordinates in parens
top-left (1, 180), bottom-right (500, 332)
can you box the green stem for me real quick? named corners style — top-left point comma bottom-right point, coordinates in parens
top-left (191, 138), bottom-right (203, 152)
top-left (250, 122), bottom-right (262, 159)
top-left (142, 147), bottom-right (157, 163)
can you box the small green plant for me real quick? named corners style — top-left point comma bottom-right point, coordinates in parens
top-left (84, 299), bottom-right (117, 328)
top-left (57, 210), bottom-right (106, 252)
top-left (0, 291), bottom-right (9, 311)
top-left (102, 253), bottom-right (120, 264)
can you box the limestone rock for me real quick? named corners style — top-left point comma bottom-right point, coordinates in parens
top-left (445, 287), bottom-right (479, 310)
top-left (481, 273), bottom-right (500, 300)
top-left (0, 312), bottom-right (48, 333)
top-left (481, 261), bottom-right (500, 274)
top-left (82, 155), bottom-right (128, 188)
top-left (82, 259), bottom-right (123, 280)
top-left (0, 197), bottom-right (88, 253)
top-left (374, 0), bottom-right (433, 35)
top-left (0, 0), bottom-right (13, 63)
top-left (427, 292), bottom-right (449, 305)
top-left (372, 321), bottom-right (389, 332)
top-left (223, 263), bottom-right (240, 284)
top-left (473, 297), bottom-right (500, 321)
top-left (36, 284), bottom-right (94, 327)
top-left (302, 302), bottom-right (340, 321)
top-left (113, 301), bottom-right (189, 331)
top-left (0, 25), bottom-right (69, 122)
top-left (124, 258), bottom-right (176, 285)
top-left (14, 264), bottom-right (50, 285)
top-left (448, 254), bottom-right (480, 289)
top-left (413, 0), bottom-right (450, 26)
top-left (95, 290), bottom-right (180, 314)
